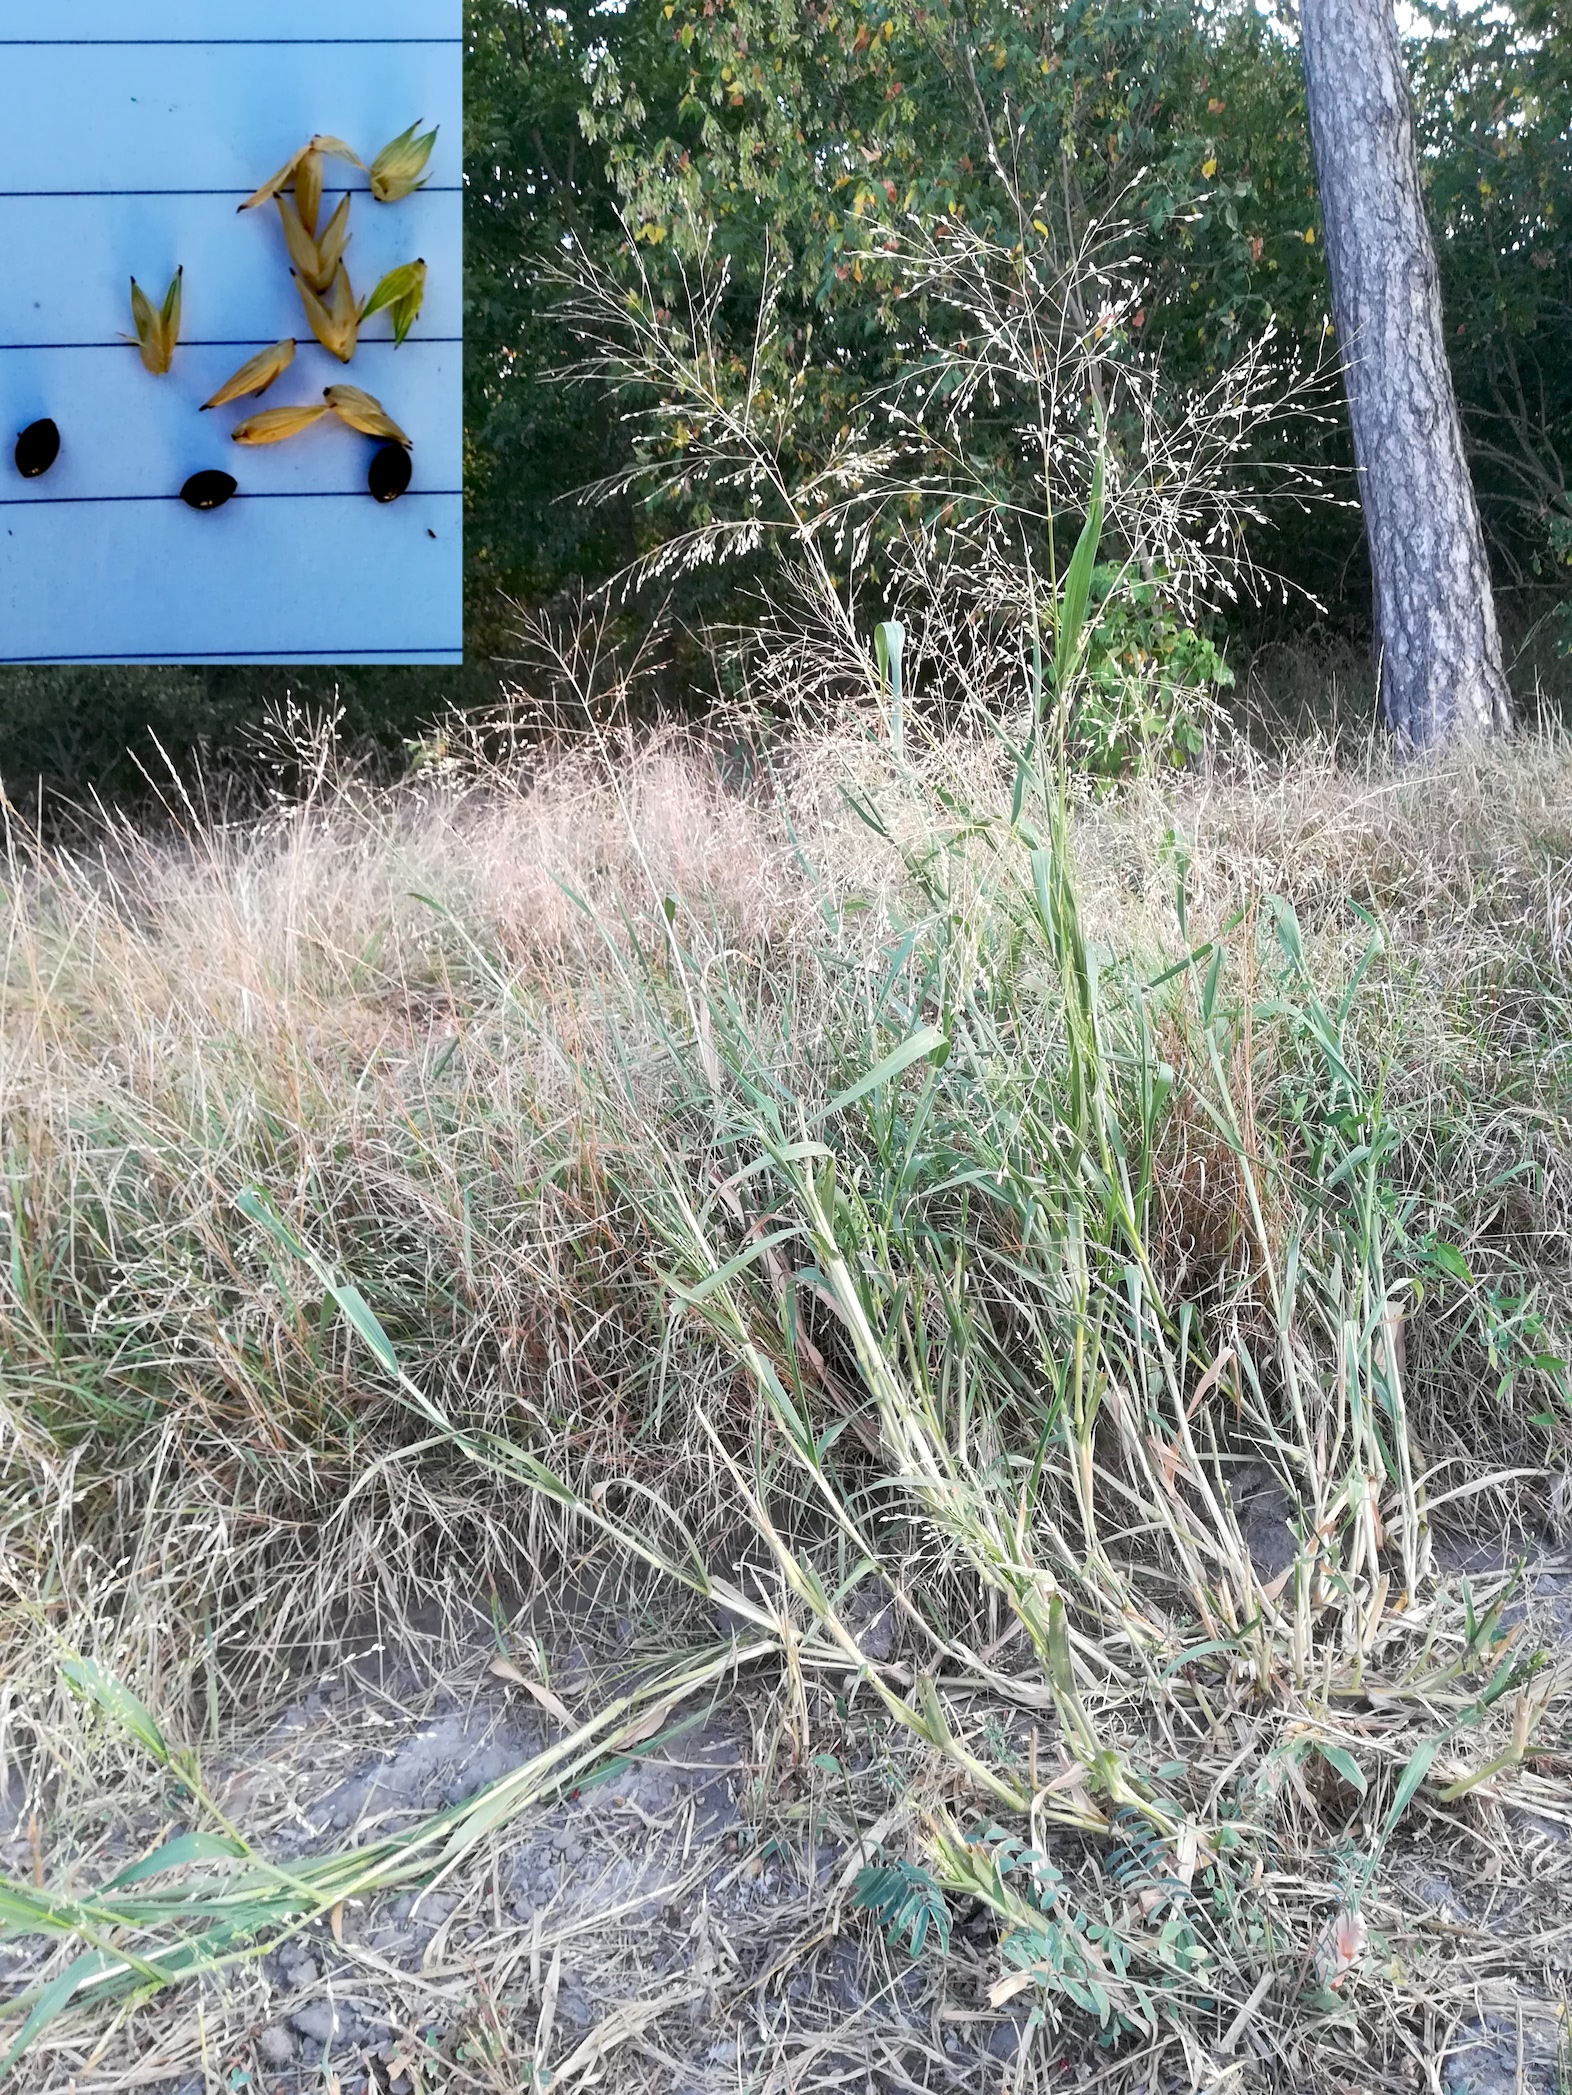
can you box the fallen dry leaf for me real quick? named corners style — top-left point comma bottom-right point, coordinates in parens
top-left (488, 1657), bottom-right (575, 1728)
top-left (1319, 1907), bottom-right (1368, 1990)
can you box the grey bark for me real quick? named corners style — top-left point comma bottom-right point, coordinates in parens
top-left (1300, 0), bottom-right (1511, 747)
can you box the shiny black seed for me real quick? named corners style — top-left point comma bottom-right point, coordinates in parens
top-left (368, 442), bottom-right (412, 503)
top-left (181, 470), bottom-right (238, 511)
top-left (15, 418), bottom-right (61, 478)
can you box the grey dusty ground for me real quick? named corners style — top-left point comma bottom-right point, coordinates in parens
top-left (5, 1528), bottom-right (1572, 2093)
top-left (1, 1620), bottom-right (1047, 2093)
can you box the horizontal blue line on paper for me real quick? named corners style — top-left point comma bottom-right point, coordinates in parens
top-left (0, 339), bottom-right (460, 351)
top-left (0, 188), bottom-right (462, 199)
top-left (0, 39), bottom-right (462, 46)
top-left (0, 650), bottom-right (465, 663)
top-left (0, 491), bottom-right (462, 508)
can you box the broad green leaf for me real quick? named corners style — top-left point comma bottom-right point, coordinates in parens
top-left (1383, 1737), bottom-right (1440, 1833)
top-left (1322, 1144), bottom-right (1374, 1191)
top-left (0, 1950), bottom-right (116, 2078)
top-left (1157, 1637), bottom-right (1244, 1681)
top-left (332, 1283), bottom-right (401, 1377)
top-left (873, 619), bottom-right (904, 686)
top-left (61, 1658), bottom-right (170, 1765)
top-left (1271, 897), bottom-right (1306, 969)
top-left (103, 1831), bottom-right (248, 1892)
top-left (239, 1191), bottom-right (402, 1380)
top-left (812, 1025), bottom-right (947, 1123)
top-left (1201, 942), bottom-right (1225, 1023)
top-left (664, 1226), bottom-right (802, 1304)
top-left (1313, 1742), bottom-right (1368, 1797)
top-left (1427, 1241), bottom-right (1475, 1284)
top-left (1053, 451), bottom-right (1105, 694)
top-left (1147, 939), bottom-right (1215, 991)
top-left (236, 1187), bottom-right (312, 1265)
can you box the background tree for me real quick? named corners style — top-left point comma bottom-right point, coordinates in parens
top-left (465, 0), bottom-right (640, 630)
top-left (1300, 0), bottom-right (1511, 745)
top-left (576, 0), bottom-right (1336, 665)
top-left (1411, 0), bottom-right (1572, 633)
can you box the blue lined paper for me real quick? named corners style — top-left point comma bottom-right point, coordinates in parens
top-left (0, 0), bottom-right (463, 666)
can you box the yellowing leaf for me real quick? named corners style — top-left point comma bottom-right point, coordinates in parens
top-left (128, 268), bottom-right (182, 375)
top-left (324, 384), bottom-right (411, 446)
top-left (316, 194), bottom-right (354, 283)
top-left (488, 1659), bottom-right (576, 1729)
top-left (296, 264), bottom-right (360, 362)
top-left (202, 338), bottom-right (296, 410)
top-left (230, 403), bottom-right (330, 446)
top-left (989, 1969), bottom-right (1040, 2008)
top-left (239, 134), bottom-right (363, 215)
top-left (310, 134), bottom-right (365, 171)
top-left (295, 149), bottom-right (324, 237)
top-left (239, 143), bottom-right (309, 215)
top-left (276, 195), bottom-right (326, 287)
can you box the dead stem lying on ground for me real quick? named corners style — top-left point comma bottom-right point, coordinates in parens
top-left (2, 713), bottom-right (1572, 2087)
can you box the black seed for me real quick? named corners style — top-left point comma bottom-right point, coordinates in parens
top-left (368, 442), bottom-right (412, 503)
top-left (15, 418), bottom-right (61, 478)
top-left (182, 470), bottom-right (238, 511)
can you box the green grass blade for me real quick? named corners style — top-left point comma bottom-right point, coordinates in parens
top-left (102, 1832), bottom-right (249, 1892)
top-left (811, 1025), bottom-right (947, 1124)
top-left (0, 1952), bottom-right (116, 2078)
top-left (1053, 451), bottom-right (1105, 695)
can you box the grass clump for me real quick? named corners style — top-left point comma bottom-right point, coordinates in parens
top-left (1, 687), bottom-right (1571, 2082)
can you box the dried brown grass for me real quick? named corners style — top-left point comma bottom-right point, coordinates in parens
top-left (3, 718), bottom-right (1572, 2087)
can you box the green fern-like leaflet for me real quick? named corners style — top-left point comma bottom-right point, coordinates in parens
top-left (851, 1859), bottom-right (952, 1957)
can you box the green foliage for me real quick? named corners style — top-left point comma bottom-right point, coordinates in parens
top-left (1060, 454), bottom-right (1231, 778)
top-left (3, 688), bottom-right (1572, 2066)
top-left (1412, 0), bottom-right (1572, 590)
top-left (578, 0), bottom-right (1319, 576)
top-left (932, 1819), bottom-right (1192, 2036)
top-left (568, 0), bottom-right (1568, 651)
top-left (587, 0), bottom-right (1224, 284)
top-left (464, 0), bottom-right (642, 622)
top-left (850, 1858), bottom-right (952, 1956)
top-left (2, 1640), bottom-right (749, 2074)
top-left (1082, 567), bottom-right (1232, 773)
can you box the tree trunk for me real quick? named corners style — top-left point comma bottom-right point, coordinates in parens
top-left (1300, 0), bottom-right (1511, 747)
